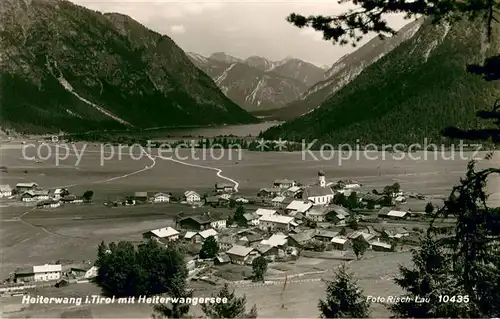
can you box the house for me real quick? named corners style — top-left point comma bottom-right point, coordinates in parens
top-left (378, 208), bottom-right (409, 220)
top-left (257, 187), bottom-right (281, 198)
top-left (218, 235), bottom-right (235, 251)
top-left (302, 171), bottom-right (334, 205)
top-left (225, 245), bottom-right (259, 265)
top-left (15, 264), bottom-right (62, 283)
top-left (37, 199), bottom-right (61, 208)
top-left (348, 231), bottom-right (377, 244)
top-left (382, 228), bottom-right (410, 239)
top-left (395, 195), bottom-right (407, 203)
top-left (153, 192), bottom-right (170, 203)
top-left (53, 188), bottom-right (68, 199)
top-left (215, 183), bottom-right (234, 193)
top-left (219, 193), bottom-right (232, 200)
top-left (370, 240), bottom-right (393, 252)
top-left (205, 196), bottom-right (221, 206)
top-left (255, 244), bottom-right (278, 259)
top-left (177, 212), bottom-right (227, 230)
top-left (184, 191), bottom-right (201, 203)
top-left (259, 215), bottom-right (294, 232)
top-left (214, 253), bottom-right (231, 265)
top-left (0, 184), bottom-right (12, 197)
top-left (69, 263), bottom-right (94, 278)
top-left (242, 212), bottom-right (260, 226)
top-left (271, 196), bottom-right (286, 208)
top-left (143, 226), bottom-right (180, 242)
top-left (261, 233), bottom-right (288, 249)
top-left (330, 237), bottom-right (351, 250)
top-left (305, 206), bottom-right (331, 222)
top-left (283, 186), bottom-right (302, 198)
top-left (184, 231), bottom-right (198, 242)
top-left (273, 179), bottom-right (296, 189)
top-left (16, 182), bottom-right (38, 192)
top-left (178, 215), bottom-right (212, 230)
top-left (362, 193), bottom-right (385, 206)
top-left (133, 191), bottom-right (149, 202)
top-left (288, 230), bottom-right (315, 248)
top-left (326, 205), bottom-right (351, 224)
top-left (197, 229), bottom-right (219, 242)
top-left (337, 180), bottom-right (361, 189)
top-left (255, 208), bottom-right (277, 217)
top-left (21, 190), bottom-right (50, 202)
top-left (314, 230), bottom-right (339, 243)
top-left (238, 233), bottom-right (264, 247)
top-left (285, 200), bottom-right (313, 214)
top-left (60, 195), bottom-right (84, 204)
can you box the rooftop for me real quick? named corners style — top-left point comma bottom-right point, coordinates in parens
top-left (286, 200), bottom-right (312, 213)
top-left (16, 182), bottom-right (38, 188)
top-left (259, 214), bottom-right (294, 224)
top-left (331, 237), bottom-right (349, 244)
top-left (33, 264), bottom-right (62, 273)
top-left (226, 245), bottom-right (254, 257)
top-left (387, 210), bottom-right (408, 217)
top-left (303, 186), bottom-right (334, 198)
top-left (242, 212), bottom-right (259, 221)
top-left (272, 196), bottom-right (286, 203)
top-left (150, 227), bottom-right (179, 238)
top-left (314, 230), bottom-right (339, 239)
top-left (199, 229), bottom-right (218, 238)
top-left (261, 233), bottom-right (288, 247)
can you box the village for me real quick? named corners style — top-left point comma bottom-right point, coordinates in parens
top-left (0, 169), bottom-right (446, 293)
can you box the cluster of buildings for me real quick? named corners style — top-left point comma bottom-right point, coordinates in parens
top-left (0, 182), bottom-right (84, 208)
top-left (135, 172), bottom-right (420, 269)
top-left (10, 262), bottom-right (97, 285)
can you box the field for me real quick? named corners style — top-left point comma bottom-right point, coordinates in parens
top-left (0, 140), bottom-right (498, 318)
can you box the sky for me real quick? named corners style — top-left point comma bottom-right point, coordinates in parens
top-left (73, 0), bottom-right (411, 67)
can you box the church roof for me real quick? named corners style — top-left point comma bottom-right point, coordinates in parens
top-left (302, 186), bottom-right (333, 198)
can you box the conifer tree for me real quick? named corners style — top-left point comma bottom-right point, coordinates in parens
top-left (201, 283), bottom-right (258, 318)
top-left (319, 264), bottom-right (370, 318)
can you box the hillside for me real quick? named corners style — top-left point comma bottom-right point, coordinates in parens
top-left (187, 53), bottom-right (324, 111)
top-left (262, 17), bottom-right (500, 145)
top-left (255, 19), bottom-right (425, 120)
top-left (0, 0), bottom-right (257, 134)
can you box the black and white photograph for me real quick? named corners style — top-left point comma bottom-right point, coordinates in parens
top-left (0, 0), bottom-right (499, 318)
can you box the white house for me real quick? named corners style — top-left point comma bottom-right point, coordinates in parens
top-left (153, 192), bottom-right (170, 203)
top-left (53, 188), bottom-right (68, 199)
top-left (33, 264), bottom-right (62, 282)
top-left (255, 208), bottom-right (276, 217)
top-left (302, 171), bottom-right (334, 205)
top-left (259, 215), bottom-right (294, 232)
top-left (210, 218), bottom-right (227, 229)
top-left (37, 199), bottom-right (61, 208)
top-left (273, 179), bottom-right (296, 189)
top-left (184, 191), bottom-right (201, 204)
top-left (143, 226), bottom-right (180, 242)
top-left (0, 184), bottom-right (12, 197)
top-left (21, 190), bottom-right (50, 202)
top-left (271, 196), bottom-right (286, 208)
top-left (225, 245), bottom-right (259, 265)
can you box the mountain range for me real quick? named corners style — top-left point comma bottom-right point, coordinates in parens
top-left (187, 52), bottom-right (325, 111)
top-left (262, 16), bottom-right (500, 145)
top-left (0, 0), bottom-right (257, 134)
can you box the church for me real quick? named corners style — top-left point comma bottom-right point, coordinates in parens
top-left (302, 171), bottom-right (335, 205)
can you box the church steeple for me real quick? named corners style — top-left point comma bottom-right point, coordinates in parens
top-left (318, 170), bottom-right (326, 188)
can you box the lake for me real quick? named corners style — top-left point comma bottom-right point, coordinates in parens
top-left (164, 121), bottom-right (281, 137)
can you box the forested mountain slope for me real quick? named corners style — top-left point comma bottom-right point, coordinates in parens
top-left (262, 17), bottom-right (500, 145)
top-left (0, 0), bottom-right (256, 133)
